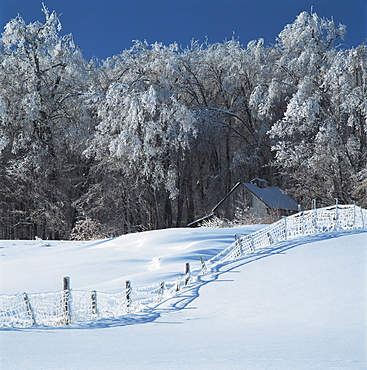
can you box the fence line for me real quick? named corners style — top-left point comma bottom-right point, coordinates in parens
top-left (1, 204), bottom-right (366, 328)
top-left (208, 204), bottom-right (365, 264)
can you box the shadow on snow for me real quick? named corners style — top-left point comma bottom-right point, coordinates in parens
top-left (3, 228), bottom-right (365, 331)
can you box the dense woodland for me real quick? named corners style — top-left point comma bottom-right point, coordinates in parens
top-left (0, 6), bottom-right (366, 239)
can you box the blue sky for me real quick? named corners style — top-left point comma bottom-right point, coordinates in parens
top-left (1, 0), bottom-right (366, 59)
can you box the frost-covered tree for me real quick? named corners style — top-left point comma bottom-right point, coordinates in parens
top-left (170, 38), bottom-right (277, 210)
top-left (268, 11), bottom-right (366, 207)
top-left (81, 81), bottom-right (197, 230)
top-left (0, 5), bottom-right (92, 238)
top-left (1, 7), bottom-right (365, 239)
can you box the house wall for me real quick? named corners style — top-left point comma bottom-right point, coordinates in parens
top-left (251, 194), bottom-right (268, 217)
top-left (214, 185), bottom-right (251, 220)
top-left (190, 182), bottom-right (297, 226)
top-left (214, 187), bottom-right (270, 220)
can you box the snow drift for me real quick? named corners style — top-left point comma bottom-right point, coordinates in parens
top-left (0, 205), bottom-right (366, 369)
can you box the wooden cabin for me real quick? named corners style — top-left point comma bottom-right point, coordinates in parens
top-left (188, 179), bottom-right (299, 226)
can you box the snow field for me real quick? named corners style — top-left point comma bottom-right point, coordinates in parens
top-left (0, 206), bottom-right (366, 368)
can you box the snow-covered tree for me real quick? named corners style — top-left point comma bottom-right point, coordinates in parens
top-left (0, 5), bottom-right (92, 238)
top-left (1, 7), bottom-right (365, 238)
top-left (268, 11), bottom-right (366, 207)
top-left (82, 80), bottom-right (197, 230)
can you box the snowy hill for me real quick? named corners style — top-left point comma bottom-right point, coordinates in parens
top-left (1, 219), bottom-right (366, 369)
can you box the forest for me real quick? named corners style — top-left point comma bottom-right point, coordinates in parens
top-left (0, 6), bottom-right (366, 239)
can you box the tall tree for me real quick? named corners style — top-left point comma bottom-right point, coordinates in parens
top-left (268, 11), bottom-right (366, 207)
top-left (81, 80), bottom-right (197, 231)
top-left (0, 5), bottom-right (91, 238)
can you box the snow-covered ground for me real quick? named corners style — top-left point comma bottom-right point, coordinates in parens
top-left (0, 225), bottom-right (366, 369)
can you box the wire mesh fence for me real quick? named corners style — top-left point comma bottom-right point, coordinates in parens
top-left (215, 204), bottom-right (366, 263)
top-left (0, 271), bottom-right (191, 328)
top-left (1, 204), bottom-right (366, 328)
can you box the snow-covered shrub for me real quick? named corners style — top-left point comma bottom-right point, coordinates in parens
top-left (70, 218), bottom-right (111, 241)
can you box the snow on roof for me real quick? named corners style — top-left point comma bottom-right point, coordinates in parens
top-left (242, 181), bottom-right (299, 211)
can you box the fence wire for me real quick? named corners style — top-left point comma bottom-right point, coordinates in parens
top-left (1, 204), bottom-right (366, 328)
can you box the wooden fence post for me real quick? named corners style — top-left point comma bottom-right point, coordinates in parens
top-left (91, 290), bottom-right (97, 318)
top-left (157, 282), bottom-right (164, 303)
top-left (23, 292), bottom-right (35, 325)
top-left (63, 276), bottom-right (71, 325)
top-left (234, 234), bottom-right (242, 257)
top-left (125, 280), bottom-right (131, 312)
top-left (267, 231), bottom-right (274, 245)
top-left (175, 276), bottom-right (181, 292)
top-left (185, 263), bottom-right (190, 285)
top-left (282, 216), bottom-right (287, 240)
top-left (200, 256), bottom-right (207, 274)
top-left (249, 235), bottom-right (255, 252)
top-left (313, 199), bottom-right (317, 232)
top-left (334, 198), bottom-right (339, 230)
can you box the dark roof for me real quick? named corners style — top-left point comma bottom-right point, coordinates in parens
top-left (242, 181), bottom-right (299, 211)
